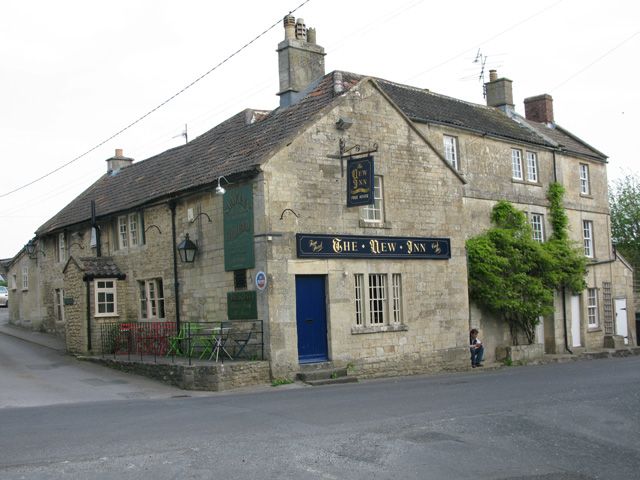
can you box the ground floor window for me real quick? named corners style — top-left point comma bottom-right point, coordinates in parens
top-left (95, 279), bottom-right (117, 316)
top-left (354, 273), bottom-right (403, 326)
top-left (55, 289), bottom-right (65, 323)
top-left (139, 278), bottom-right (165, 320)
top-left (587, 288), bottom-right (598, 328)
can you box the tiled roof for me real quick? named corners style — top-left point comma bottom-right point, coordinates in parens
top-left (78, 256), bottom-right (125, 280)
top-left (520, 119), bottom-right (607, 161)
top-left (36, 70), bottom-right (605, 235)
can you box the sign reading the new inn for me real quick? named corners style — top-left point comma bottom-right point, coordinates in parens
top-left (347, 156), bottom-right (374, 207)
top-left (296, 234), bottom-right (450, 260)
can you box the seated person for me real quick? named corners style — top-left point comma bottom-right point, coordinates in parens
top-left (469, 328), bottom-right (484, 368)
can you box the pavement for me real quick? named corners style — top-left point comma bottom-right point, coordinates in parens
top-left (1, 310), bottom-right (639, 369)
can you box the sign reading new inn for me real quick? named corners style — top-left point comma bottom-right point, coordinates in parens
top-left (296, 234), bottom-right (451, 260)
top-left (346, 156), bottom-right (374, 207)
top-left (223, 184), bottom-right (255, 271)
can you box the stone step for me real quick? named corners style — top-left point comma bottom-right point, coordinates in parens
top-left (304, 376), bottom-right (359, 386)
top-left (297, 367), bottom-right (349, 382)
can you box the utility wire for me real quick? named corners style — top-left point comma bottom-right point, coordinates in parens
top-left (550, 29), bottom-right (640, 92)
top-left (0, 0), bottom-right (312, 199)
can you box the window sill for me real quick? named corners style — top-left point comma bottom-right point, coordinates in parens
top-left (351, 324), bottom-right (408, 335)
top-left (511, 178), bottom-right (542, 187)
top-left (580, 193), bottom-right (593, 199)
top-left (359, 220), bottom-right (392, 229)
top-left (21, 288), bottom-right (29, 292)
top-left (95, 313), bottom-right (120, 318)
top-left (587, 327), bottom-right (601, 332)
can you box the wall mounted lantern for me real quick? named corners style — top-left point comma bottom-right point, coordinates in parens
top-left (215, 176), bottom-right (230, 196)
top-left (25, 239), bottom-right (45, 259)
top-left (177, 233), bottom-right (198, 263)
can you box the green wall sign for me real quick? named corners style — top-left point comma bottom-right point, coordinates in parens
top-left (223, 184), bottom-right (255, 271)
top-left (227, 290), bottom-right (257, 320)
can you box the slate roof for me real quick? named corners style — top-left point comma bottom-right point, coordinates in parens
top-left (36, 70), bottom-right (606, 235)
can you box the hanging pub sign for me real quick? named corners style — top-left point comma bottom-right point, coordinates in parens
top-left (296, 233), bottom-right (451, 260)
top-left (346, 156), bottom-right (374, 207)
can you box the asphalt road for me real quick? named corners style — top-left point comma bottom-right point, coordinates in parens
top-left (1, 320), bottom-right (639, 480)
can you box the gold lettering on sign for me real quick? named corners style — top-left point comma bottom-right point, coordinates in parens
top-left (406, 240), bottom-right (427, 254)
top-left (333, 238), bottom-right (359, 253)
top-left (431, 242), bottom-right (441, 254)
top-left (350, 164), bottom-right (369, 194)
top-left (369, 240), bottom-right (397, 254)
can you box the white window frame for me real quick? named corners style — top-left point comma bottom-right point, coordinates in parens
top-left (443, 135), bottom-right (459, 170)
top-left (583, 220), bottom-right (594, 258)
top-left (139, 278), bottom-right (165, 320)
top-left (526, 151), bottom-right (538, 183)
top-left (391, 274), bottom-right (403, 324)
top-left (118, 213), bottom-right (141, 249)
top-left (530, 213), bottom-right (545, 243)
top-left (354, 274), bottom-right (364, 326)
top-left (360, 175), bottom-right (384, 223)
top-left (587, 288), bottom-right (598, 328)
top-left (368, 274), bottom-right (387, 325)
top-left (353, 273), bottom-right (403, 327)
top-left (95, 279), bottom-right (118, 317)
top-left (58, 232), bottom-right (66, 264)
top-left (22, 265), bottom-right (29, 290)
top-left (11, 274), bottom-right (17, 290)
top-left (579, 163), bottom-right (590, 195)
top-left (511, 149), bottom-right (523, 180)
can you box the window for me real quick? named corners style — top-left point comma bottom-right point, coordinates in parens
top-left (11, 274), bottom-right (17, 290)
top-left (511, 149), bottom-right (523, 180)
top-left (583, 220), bottom-right (594, 258)
top-left (353, 273), bottom-right (403, 327)
top-left (443, 135), bottom-right (459, 170)
top-left (360, 175), bottom-right (384, 223)
top-left (587, 288), bottom-right (598, 328)
top-left (139, 279), bottom-right (165, 320)
top-left (234, 270), bottom-right (247, 290)
top-left (117, 213), bottom-right (142, 249)
top-left (579, 164), bottom-right (590, 195)
top-left (55, 289), bottom-right (65, 323)
top-left (22, 265), bottom-right (28, 290)
top-left (530, 213), bottom-right (545, 243)
top-left (57, 232), bottom-right (66, 263)
top-left (526, 152), bottom-right (538, 182)
top-left (95, 279), bottom-right (117, 316)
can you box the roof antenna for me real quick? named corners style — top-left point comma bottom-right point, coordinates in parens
top-left (172, 123), bottom-right (188, 144)
top-left (474, 49), bottom-right (488, 97)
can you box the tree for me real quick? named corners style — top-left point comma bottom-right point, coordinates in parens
top-left (609, 173), bottom-right (640, 269)
top-left (466, 184), bottom-right (586, 345)
top-left (466, 201), bottom-right (554, 344)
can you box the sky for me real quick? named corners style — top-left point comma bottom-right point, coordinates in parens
top-left (1, 0), bottom-right (639, 259)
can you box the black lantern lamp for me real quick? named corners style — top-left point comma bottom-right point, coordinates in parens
top-left (25, 239), bottom-right (37, 259)
top-left (177, 233), bottom-right (198, 263)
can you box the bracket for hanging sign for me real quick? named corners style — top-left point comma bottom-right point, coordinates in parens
top-left (338, 138), bottom-right (378, 177)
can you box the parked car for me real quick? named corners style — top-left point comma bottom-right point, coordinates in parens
top-left (0, 286), bottom-right (8, 307)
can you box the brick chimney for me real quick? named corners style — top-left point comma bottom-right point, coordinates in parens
top-left (524, 94), bottom-right (554, 124)
top-left (106, 148), bottom-right (133, 175)
top-left (277, 15), bottom-right (325, 107)
top-left (485, 69), bottom-right (514, 114)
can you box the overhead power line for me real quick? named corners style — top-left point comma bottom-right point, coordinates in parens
top-left (0, 0), bottom-right (312, 199)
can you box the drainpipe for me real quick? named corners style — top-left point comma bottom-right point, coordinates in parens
top-left (86, 279), bottom-right (92, 351)
top-left (169, 199), bottom-right (181, 332)
top-left (562, 286), bottom-right (572, 354)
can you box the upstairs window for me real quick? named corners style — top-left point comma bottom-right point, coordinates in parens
top-left (360, 175), bottom-right (384, 224)
top-left (511, 149), bottom-right (523, 180)
top-left (443, 135), bottom-right (459, 170)
top-left (57, 232), bottom-right (67, 263)
top-left (117, 213), bottom-right (142, 250)
top-left (580, 164), bottom-right (590, 195)
top-left (530, 213), bottom-right (545, 243)
top-left (526, 151), bottom-right (538, 183)
top-left (22, 265), bottom-right (29, 290)
top-left (583, 220), bottom-right (594, 258)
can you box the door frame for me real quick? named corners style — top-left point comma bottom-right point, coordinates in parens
top-left (295, 275), bottom-right (329, 363)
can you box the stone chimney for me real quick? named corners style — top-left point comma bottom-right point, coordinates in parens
top-left (524, 94), bottom-right (554, 124)
top-left (277, 15), bottom-right (325, 107)
top-left (485, 69), bottom-right (514, 113)
top-left (106, 148), bottom-right (133, 175)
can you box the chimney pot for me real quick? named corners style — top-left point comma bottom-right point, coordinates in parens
top-left (524, 94), bottom-right (554, 123)
top-left (283, 15), bottom-right (295, 39)
top-left (489, 69), bottom-right (497, 82)
top-left (307, 27), bottom-right (316, 44)
top-left (115, 148), bottom-right (123, 157)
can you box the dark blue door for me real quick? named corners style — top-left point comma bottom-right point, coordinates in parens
top-left (295, 275), bottom-right (328, 363)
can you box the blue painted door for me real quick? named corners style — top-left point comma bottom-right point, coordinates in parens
top-left (295, 275), bottom-right (328, 363)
